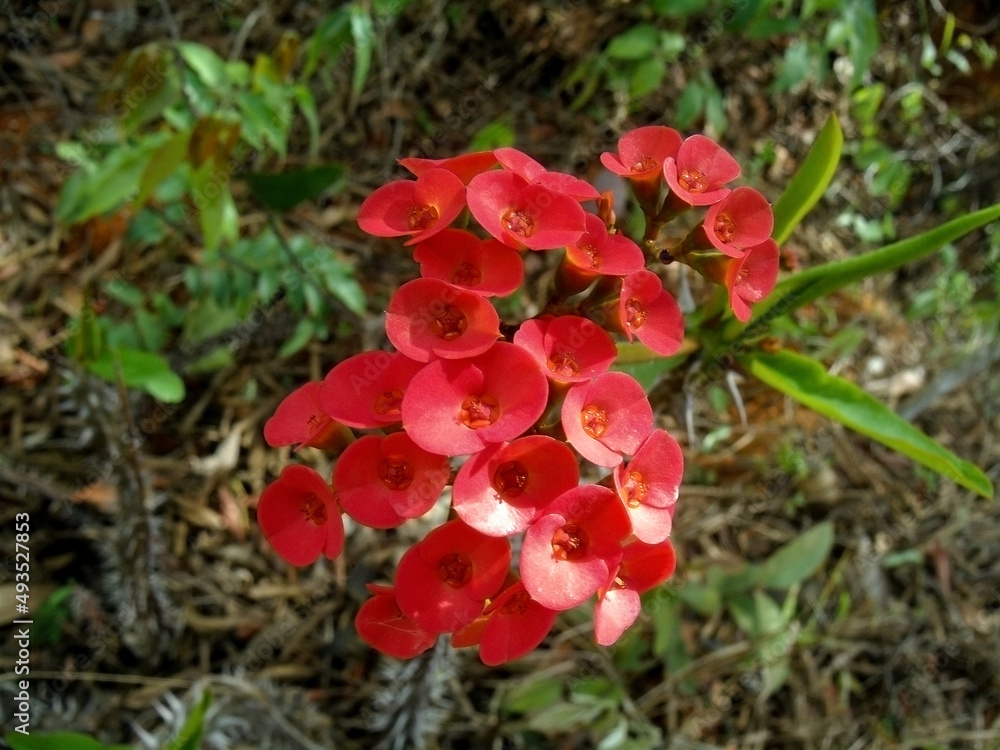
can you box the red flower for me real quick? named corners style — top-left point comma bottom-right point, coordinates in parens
top-left (513, 314), bottom-right (617, 384)
top-left (356, 584), bottom-right (437, 659)
top-left (401, 342), bottom-right (549, 456)
top-left (395, 519), bottom-right (511, 633)
top-left (412, 228), bottom-right (524, 297)
top-left (385, 278), bottom-right (501, 362)
top-left (600, 125), bottom-right (682, 180)
top-left (562, 372), bottom-right (653, 467)
top-left (594, 539), bottom-right (677, 646)
top-left (256, 464), bottom-right (344, 566)
top-left (564, 213), bottom-right (645, 277)
top-left (494, 147), bottom-right (600, 202)
top-left (398, 151), bottom-right (499, 184)
top-left (692, 238), bottom-right (780, 322)
top-left (614, 429), bottom-right (683, 543)
top-left (703, 186), bottom-right (773, 257)
top-left (467, 170), bottom-right (586, 251)
top-left (334, 432), bottom-right (450, 529)
top-left (619, 270), bottom-right (684, 356)
top-left (663, 134), bottom-right (740, 206)
top-left (477, 580), bottom-right (559, 666)
top-left (452, 435), bottom-right (580, 536)
top-left (320, 350), bottom-right (424, 429)
top-left (520, 485), bottom-right (631, 610)
top-left (357, 167), bottom-right (465, 245)
top-left (263, 381), bottom-right (351, 452)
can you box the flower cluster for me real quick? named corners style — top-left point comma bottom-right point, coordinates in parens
top-left (257, 126), bottom-right (779, 665)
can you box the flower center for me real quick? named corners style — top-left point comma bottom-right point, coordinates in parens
top-left (431, 305), bottom-right (468, 340)
top-left (373, 389), bottom-right (404, 416)
top-left (451, 262), bottom-right (482, 287)
top-left (547, 351), bottom-right (581, 378)
top-left (678, 168), bottom-right (707, 193)
top-left (500, 590), bottom-right (531, 615)
top-left (551, 523), bottom-right (588, 561)
top-left (581, 404), bottom-right (608, 439)
top-left (378, 458), bottom-right (413, 490)
top-left (621, 469), bottom-right (647, 508)
top-left (610, 575), bottom-right (628, 591)
top-left (437, 552), bottom-right (473, 588)
top-left (300, 493), bottom-right (327, 525)
top-left (630, 155), bottom-right (657, 173)
top-left (493, 460), bottom-right (528, 498)
top-left (714, 214), bottom-right (736, 244)
top-left (581, 243), bottom-right (601, 269)
top-left (625, 298), bottom-right (647, 331)
top-left (407, 204), bottom-right (439, 230)
top-left (502, 209), bottom-right (536, 238)
top-left (459, 394), bottom-right (500, 429)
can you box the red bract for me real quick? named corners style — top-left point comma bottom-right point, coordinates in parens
top-left (663, 134), bottom-right (740, 206)
top-left (619, 270), bottom-right (684, 356)
top-left (520, 485), bottom-right (631, 610)
top-left (357, 167), bottom-right (465, 245)
top-left (704, 186), bottom-right (774, 257)
top-left (478, 580), bottom-right (559, 666)
top-left (334, 432), bottom-right (449, 529)
top-left (513, 314), bottom-right (617, 384)
top-left (385, 278), bottom-right (500, 362)
top-left (564, 213), bottom-right (645, 277)
top-left (694, 238), bottom-right (780, 322)
top-left (600, 125), bottom-right (682, 181)
top-left (395, 519), bottom-right (511, 633)
top-left (562, 372), bottom-right (653, 467)
top-left (494, 147), bottom-right (600, 202)
top-left (412, 228), bottom-right (524, 297)
top-left (398, 151), bottom-right (499, 184)
top-left (356, 584), bottom-right (437, 659)
top-left (594, 540), bottom-right (677, 646)
top-left (452, 435), bottom-right (580, 536)
top-left (320, 350), bottom-right (424, 429)
top-left (256, 464), bottom-right (344, 566)
top-left (263, 381), bottom-right (350, 451)
top-left (614, 429), bottom-right (683, 543)
top-left (467, 170), bottom-right (586, 251)
top-left (401, 342), bottom-right (549, 456)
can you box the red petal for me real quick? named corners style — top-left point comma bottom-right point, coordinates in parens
top-left (594, 587), bottom-right (640, 646)
top-left (257, 465), bottom-right (342, 566)
top-left (263, 381), bottom-right (332, 448)
top-left (478, 581), bottom-right (559, 666)
top-left (356, 586), bottom-right (437, 659)
top-left (320, 351), bottom-right (424, 429)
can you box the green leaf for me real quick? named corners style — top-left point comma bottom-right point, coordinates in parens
top-left (177, 42), bottom-right (228, 89)
top-left (247, 165), bottom-right (346, 212)
top-left (165, 690), bottom-right (211, 750)
top-left (606, 24), bottom-right (660, 60)
top-left (86, 347), bottom-right (185, 403)
top-left (743, 350), bottom-right (993, 498)
top-left (526, 696), bottom-right (608, 733)
top-left (630, 57), bottom-right (666, 99)
top-left (57, 135), bottom-right (169, 225)
top-left (192, 163), bottom-right (238, 252)
top-left (349, 4), bottom-right (375, 101)
top-left (468, 120), bottom-right (516, 151)
top-left (292, 84), bottom-right (321, 158)
top-left (304, 7), bottom-right (352, 78)
top-left (747, 201), bottom-right (1000, 331)
top-left (5, 731), bottom-right (134, 750)
top-left (278, 318), bottom-right (317, 358)
top-left (772, 113), bottom-right (843, 246)
top-left (753, 520), bottom-right (835, 589)
top-left (676, 582), bottom-right (721, 616)
top-left (504, 676), bottom-right (563, 714)
top-left (136, 130), bottom-right (190, 206)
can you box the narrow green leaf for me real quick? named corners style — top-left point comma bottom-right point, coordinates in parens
top-left (165, 689), bottom-right (211, 750)
top-left (754, 520), bottom-right (835, 589)
top-left (741, 201), bottom-right (1000, 336)
top-left (772, 113), bottom-right (843, 245)
top-left (743, 349), bottom-right (993, 498)
top-left (606, 24), bottom-right (660, 60)
top-left (192, 163), bottom-right (238, 251)
top-left (247, 165), bottom-right (346, 212)
top-left (504, 676), bottom-right (564, 714)
top-left (349, 4), bottom-right (374, 101)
